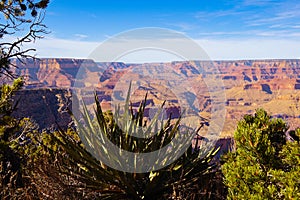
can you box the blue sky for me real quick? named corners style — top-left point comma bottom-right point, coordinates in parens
top-left (29, 0), bottom-right (300, 61)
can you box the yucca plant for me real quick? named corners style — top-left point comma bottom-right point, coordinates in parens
top-left (32, 85), bottom-right (220, 199)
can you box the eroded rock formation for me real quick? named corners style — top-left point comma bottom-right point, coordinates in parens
top-left (7, 58), bottom-right (300, 134)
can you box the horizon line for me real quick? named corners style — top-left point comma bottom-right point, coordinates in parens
top-left (15, 57), bottom-right (300, 65)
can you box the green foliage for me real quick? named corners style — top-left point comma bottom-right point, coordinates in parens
top-left (0, 78), bottom-right (24, 144)
top-left (222, 109), bottom-right (300, 199)
top-left (0, 78), bottom-right (38, 198)
top-left (31, 91), bottom-right (221, 199)
top-left (0, 77), bottom-right (23, 114)
top-left (0, 79), bottom-right (63, 199)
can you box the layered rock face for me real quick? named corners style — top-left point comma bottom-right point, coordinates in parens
top-left (12, 88), bottom-right (72, 130)
top-left (8, 58), bottom-right (300, 134)
top-left (215, 60), bottom-right (300, 135)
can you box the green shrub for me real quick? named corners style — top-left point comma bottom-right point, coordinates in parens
top-left (0, 78), bottom-right (41, 199)
top-left (222, 109), bottom-right (300, 199)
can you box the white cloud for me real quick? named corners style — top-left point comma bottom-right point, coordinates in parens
top-left (26, 37), bottom-right (98, 59)
top-left (74, 34), bottom-right (88, 39)
top-left (245, 3), bottom-right (300, 27)
top-left (195, 10), bottom-right (245, 20)
top-left (197, 38), bottom-right (300, 60)
top-left (20, 36), bottom-right (300, 62)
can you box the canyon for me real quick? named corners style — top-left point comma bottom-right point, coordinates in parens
top-left (8, 58), bottom-right (300, 137)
